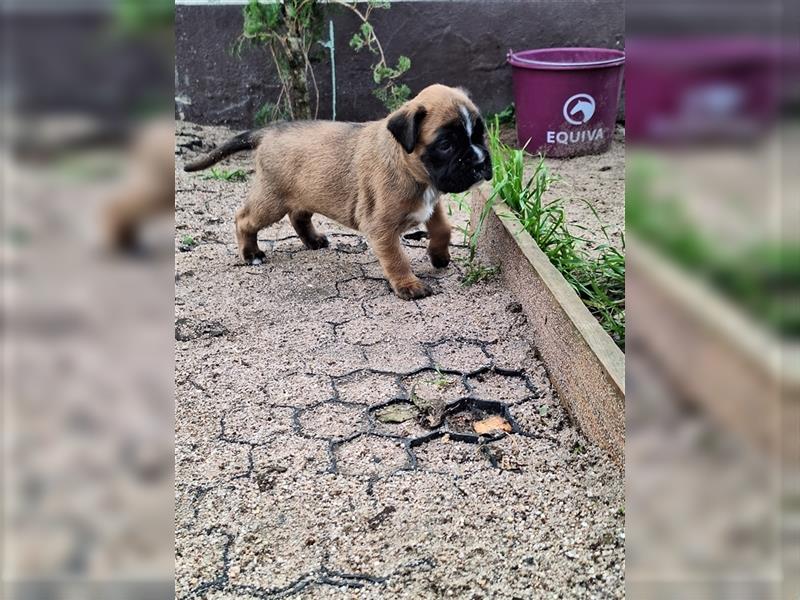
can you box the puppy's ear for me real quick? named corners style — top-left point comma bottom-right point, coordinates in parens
top-left (387, 106), bottom-right (427, 153)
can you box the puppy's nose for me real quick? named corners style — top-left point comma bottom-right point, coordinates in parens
top-left (471, 152), bottom-right (492, 181)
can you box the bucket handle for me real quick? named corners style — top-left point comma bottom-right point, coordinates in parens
top-left (507, 49), bottom-right (626, 68)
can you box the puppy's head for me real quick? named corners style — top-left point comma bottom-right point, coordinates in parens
top-left (386, 85), bottom-right (492, 193)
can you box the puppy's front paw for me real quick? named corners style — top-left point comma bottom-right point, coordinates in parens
top-left (428, 249), bottom-right (450, 269)
top-left (304, 234), bottom-right (329, 250)
top-left (393, 278), bottom-right (432, 300)
top-left (243, 248), bottom-right (266, 265)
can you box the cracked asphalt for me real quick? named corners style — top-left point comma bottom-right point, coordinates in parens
top-left (175, 123), bottom-right (624, 599)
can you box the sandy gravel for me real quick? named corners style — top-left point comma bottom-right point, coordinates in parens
top-left (174, 123), bottom-right (624, 599)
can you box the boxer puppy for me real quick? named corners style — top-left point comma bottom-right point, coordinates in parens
top-left (184, 84), bottom-right (492, 299)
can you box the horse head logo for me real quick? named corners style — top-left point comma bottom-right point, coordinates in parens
top-left (563, 93), bottom-right (596, 126)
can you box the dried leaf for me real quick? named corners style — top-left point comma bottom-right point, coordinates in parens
top-left (375, 403), bottom-right (418, 424)
top-left (473, 415), bottom-right (512, 435)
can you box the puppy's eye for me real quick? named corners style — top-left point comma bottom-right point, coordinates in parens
top-left (438, 140), bottom-right (453, 153)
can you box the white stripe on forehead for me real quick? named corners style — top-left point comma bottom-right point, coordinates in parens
top-left (460, 105), bottom-right (472, 136)
top-left (460, 104), bottom-right (485, 163)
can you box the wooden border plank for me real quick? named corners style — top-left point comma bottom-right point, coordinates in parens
top-left (471, 189), bottom-right (625, 463)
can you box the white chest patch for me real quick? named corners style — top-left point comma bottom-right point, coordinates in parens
top-left (409, 186), bottom-right (440, 225)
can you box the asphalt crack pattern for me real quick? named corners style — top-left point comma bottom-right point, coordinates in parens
top-left (175, 123), bottom-right (624, 599)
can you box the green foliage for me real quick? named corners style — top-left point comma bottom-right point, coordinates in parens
top-left (487, 104), bottom-right (515, 126)
top-left (459, 261), bottom-right (501, 286)
top-left (254, 103), bottom-right (274, 127)
top-left (235, 0), bottom-right (323, 121)
top-left (445, 193), bottom-right (501, 286)
top-left (374, 82), bottom-right (411, 112)
top-left (239, 0), bottom-right (320, 45)
top-left (235, 0), bottom-right (410, 119)
top-left (241, 0), bottom-right (282, 42)
top-left (202, 168), bottom-right (248, 182)
top-left (181, 235), bottom-right (197, 247)
top-left (485, 117), bottom-right (626, 348)
top-left (343, 2), bottom-right (411, 110)
top-left (254, 102), bottom-right (291, 126)
top-left (371, 54), bottom-right (412, 110)
top-left (427, 366), bottom-right (454, 390)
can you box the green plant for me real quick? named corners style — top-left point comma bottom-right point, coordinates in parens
top-left (236, 0), bottom-right (411, 124)
top-left (487, 104), bottom-right (515, 126)
top-left (254, 101), bottom-right (292, 126)
top-left (237, 0), bottom-right (323, 121)
top-left (343, 5), bottom-right (411, 110)
top-left (446, 193), bottom-right (501, 286)
top-left (427, 366), bottom-right (454, 390)
top-left (181, 235), bottom-right (197, 247)
top-left (484, 117), bottom-right (626, 348)
top-left (460, 261), bottom-right (501, 286)
top-left (202, 168), bottom-right (248, 182)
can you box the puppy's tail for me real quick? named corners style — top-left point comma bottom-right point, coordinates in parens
top-left (183, 129), bottom-right (263, 172)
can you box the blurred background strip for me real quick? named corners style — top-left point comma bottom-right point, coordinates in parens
top-left (626, 0), bottom-right (799, 598)
top-left (2, 1), bottom-right (175, 599)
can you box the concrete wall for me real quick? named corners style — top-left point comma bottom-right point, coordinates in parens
top-left (176, 1), bottom-right (624, 127)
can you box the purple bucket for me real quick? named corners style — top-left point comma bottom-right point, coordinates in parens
top-left (507, 48), bottom-right (625, 158)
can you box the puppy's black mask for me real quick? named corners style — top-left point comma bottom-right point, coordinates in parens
top-left (421, 113), bottom-right (492, 193)
top-left (387, 106), bottom-right (492, 194)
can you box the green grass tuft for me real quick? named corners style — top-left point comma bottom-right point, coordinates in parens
top-left (484, 117), bottom-right (625, 349)
top-left (427, 366), bottom-right (454, 390)
top-left (202, 167), bottom-right (248, 182)
top-left (446, 193), bottom-right (502, 287)
top-left (457, 260), bottom-right (501, 286)
top-left (486, 103), bottom-right (515, 126)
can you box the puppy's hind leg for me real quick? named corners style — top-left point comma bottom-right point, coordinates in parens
top-left (289, 210), bottom-right (329, 250)
top-left (235, 188), bottom-right (287, 265)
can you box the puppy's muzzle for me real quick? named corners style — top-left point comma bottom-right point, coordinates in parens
top-left (469, 152), bottom-right (493, 182)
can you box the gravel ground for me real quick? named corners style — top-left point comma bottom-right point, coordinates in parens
top-left (175, 123), bottom-right (625, 599)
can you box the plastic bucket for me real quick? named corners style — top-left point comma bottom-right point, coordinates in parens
top-left (507, 48), bottom-right (625, 158)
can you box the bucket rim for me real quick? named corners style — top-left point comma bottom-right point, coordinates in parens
top-left (507, 47), bottom-right (625, 70)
